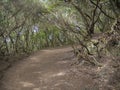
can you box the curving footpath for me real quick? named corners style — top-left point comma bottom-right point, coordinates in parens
top-left (0, 47), bottom-right (97, 90)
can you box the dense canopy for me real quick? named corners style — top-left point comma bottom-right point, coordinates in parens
top-left (0, 0), bottom-right (120, 59)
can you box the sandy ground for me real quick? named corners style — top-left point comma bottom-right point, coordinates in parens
top-left (0, 47), bottom-right (100, 90)
top-left (0, 46), bottom-right (118, 90)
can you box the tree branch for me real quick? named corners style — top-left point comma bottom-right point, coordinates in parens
top-left (89, 0), bottom-right (115, 19)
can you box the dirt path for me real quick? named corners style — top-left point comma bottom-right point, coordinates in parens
top-left (0, 47), bottom-right (98, 90)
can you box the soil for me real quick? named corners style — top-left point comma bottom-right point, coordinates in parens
top-left (0, 46), bottom-right (119, 90)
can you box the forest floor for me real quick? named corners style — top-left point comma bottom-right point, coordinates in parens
top-left (0, 46), bottom-right (120, 90)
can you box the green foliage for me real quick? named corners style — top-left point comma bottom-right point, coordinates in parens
top-left (0, 0), bottom-right (119, 62)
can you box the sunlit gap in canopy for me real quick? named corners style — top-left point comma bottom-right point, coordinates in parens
top-left (39, 0), bottom-right (48, 5)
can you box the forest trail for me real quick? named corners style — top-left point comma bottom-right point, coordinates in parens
top-left (0, 46), bottom-right (98, 90)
